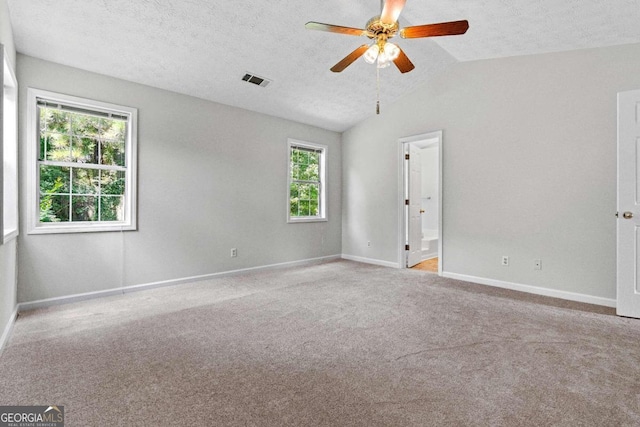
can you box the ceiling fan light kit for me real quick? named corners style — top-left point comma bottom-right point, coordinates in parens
top-left (363, 36), bottom-right (401, 69)
top-left (305, 0), bottom-right (469, 113)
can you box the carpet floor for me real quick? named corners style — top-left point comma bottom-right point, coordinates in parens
top-left (0, 260), bottom-right (638, 426)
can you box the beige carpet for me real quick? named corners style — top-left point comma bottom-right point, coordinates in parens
top-left (0, 260), bottom-right (638, 426)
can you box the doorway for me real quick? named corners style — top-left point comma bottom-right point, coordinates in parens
top-left (398, 131), bottom-right (443, 274)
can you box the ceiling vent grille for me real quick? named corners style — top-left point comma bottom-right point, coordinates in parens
top-left (242, 73), bottom-right (272, 88)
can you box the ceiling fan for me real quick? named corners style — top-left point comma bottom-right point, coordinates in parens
top-left (305, 0), bottom-right (469, 74)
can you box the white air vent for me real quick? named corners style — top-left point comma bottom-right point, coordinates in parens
top-left (242, 72), bottom-right (272, 88)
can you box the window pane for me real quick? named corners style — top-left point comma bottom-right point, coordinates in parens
top-left (306, 163), bottom-right (319, 181)
top-left (44, 133), bottom-right (72, 161)
top-left (72, 195), bottom-right (98, 221)
top-left (101, 119), bottom-right (126, 166)
top-left (39, 134), bottom-right (49, 161)
top-left (299, 200), bottom-right (310, 216)
top-left (39, 165), bottom-right (70, 194)
top-left (291, 162), bottom-right (300, 180)
top-left (71, 113), bottom-right (101, 137)
top-left (72, 168), bottom-right (99, 195)
top-left (308, 152), bottom-right (319, 165)
top-left (41, 108), bottom-right (71, 134)
top-left (40, 194), bottom-right (69, 222)
top-left (298, 163), bottom-right (309, 181)
top-left (102, 119), bottom-right (126, 141)
top-left (101, 138), bottom-right (126, 167)
top-left (289, 183), bottom-right (298, 199)
top-left (290, 161), bottom-right (297, 180)
top-left (289, 181), bottom-right (320, 218)
top-left (290, 183), bottom-right (299, 216)
top-left (72, 137), bottom-right (98, 163)
top-left (100, 196), bottom-right (124, 221)
top-left (39, 108), bottom-right (48, 132)
top-left (308, 153), bottom-right (319, 178)
top-left (292, 154), bottom-right (319, 181)
top-left (298, 183), bottom-right (309, 201)
top-left (302, 183), bottom-right (318, 201)
top-left (101, 170), bottom-right (126, 195)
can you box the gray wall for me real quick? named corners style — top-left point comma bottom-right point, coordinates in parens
top-left (0, 0), bottom-right (17, 343)
top-left (17, 55), bottom-right (342, 302)
top-left (343, 42), bottom-right (640, 301)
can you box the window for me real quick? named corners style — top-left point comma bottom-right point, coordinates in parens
top-left (27, 88), bottom-right (137, 234)
top-left (288, 139), bottom-right (327, 222)
top-left (2, 47), bottom-right (18, 243)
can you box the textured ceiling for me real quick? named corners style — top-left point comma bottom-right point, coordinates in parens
top-left (7, 0), bottom-right (640, 132)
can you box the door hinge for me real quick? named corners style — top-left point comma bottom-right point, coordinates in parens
top-left (405, 244), bottom-right (410, 250)
top-left (405, 199), bottom-right (409, 205)
top-left (405, 154), bottom-right (410, 160)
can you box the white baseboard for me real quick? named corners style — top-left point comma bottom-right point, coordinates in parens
top-left (442, 272), bottom-right (616, 308)
top-left (341, 254), bottom-right (401, 269)
top-left (0, 307), bottom-right (18, 355)
top-left (18, 255), bottom-right (342, 312)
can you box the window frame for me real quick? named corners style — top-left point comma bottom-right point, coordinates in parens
top-left (27, 88), bottom-right (138, 234)
top-left (2, 46), bottom-right (19, 243)
top-left (287, 138), bottom-right (327, 223)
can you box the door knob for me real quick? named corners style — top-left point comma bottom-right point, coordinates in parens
top-left (623, 211), bottom-right (634, 219)
top-left (420, 209), bottom-right (425, 214)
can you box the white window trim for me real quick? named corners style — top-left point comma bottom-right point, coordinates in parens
top-left (2, 46), bottom-right (19, 243)
top-left (27, 88), bottom-right (138, 234)
top-left (287, 138), bottom-right (328, 223)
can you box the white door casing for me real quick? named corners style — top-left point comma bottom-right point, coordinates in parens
top-left (617, 89), bottom-right (640, 318)
top-left (407, 144), bottom-right (422, 267)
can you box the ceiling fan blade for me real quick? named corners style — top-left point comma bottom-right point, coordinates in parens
top-left (330, 45), bottom-right (369, 73)
top-left (305, 21), bottom-right (367, 37)
top-left (380, 0), bottom-right (406, 24)
top-left (393, 47), bottom-right (415, 73)
top-left (400, 20), bottom-right (469, 39)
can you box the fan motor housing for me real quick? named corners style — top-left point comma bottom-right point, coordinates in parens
top-left (365, 16), bottom-right (399, 39)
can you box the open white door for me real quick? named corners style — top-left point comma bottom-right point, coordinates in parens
top-left (617, 89), bottom-right (640, 318)
top-left (407, 144), bottom-right (422, 267)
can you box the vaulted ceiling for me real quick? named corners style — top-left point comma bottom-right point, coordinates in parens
top-left (7, 0), bottom-right (640, 132)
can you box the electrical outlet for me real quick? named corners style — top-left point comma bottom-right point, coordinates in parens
top-left (367, 241), bottom-right (371, 247)
top-left (502, 256), bottom-right (509, 266)
top-left (231, 248), bottom-right (237, 258)
top-left (534, 259), bottom-right (542, 270)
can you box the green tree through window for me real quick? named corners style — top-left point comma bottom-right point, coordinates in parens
top-left (38, 103), bottom-right (127, 223)
top-left (28, 89), bottom-right (137, 234)
top-left (288, 140), bottom-right (326, 221)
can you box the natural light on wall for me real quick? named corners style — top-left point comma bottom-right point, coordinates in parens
top-left (3, 47), bottom-right (19, 243)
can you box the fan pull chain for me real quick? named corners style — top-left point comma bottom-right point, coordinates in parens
top-left (376, 66), bottom-right (381, 115)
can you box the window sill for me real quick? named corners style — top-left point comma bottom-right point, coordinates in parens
top-left (28, 222), bottom-right (136, 235)
top-left (287, 217), bottom-right (328, 224)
